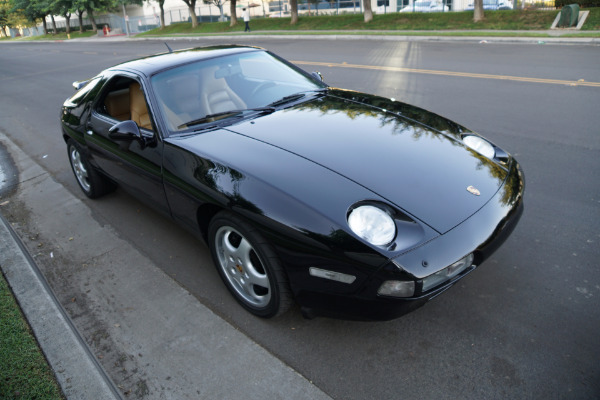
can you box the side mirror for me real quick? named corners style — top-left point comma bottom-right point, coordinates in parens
top-left (72, 79), bottom-right (90, 90)
top-left (311, 71), bottom-right (324, 82)
top-left (109, 120), bottom-right (155, 149)
top-left (109, 120), bottom-right (142, 141)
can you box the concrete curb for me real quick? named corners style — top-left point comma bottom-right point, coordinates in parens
top-left (4, 31), bottom-right (600, 45)
top-left (0, 212), bottom-right (123, 400)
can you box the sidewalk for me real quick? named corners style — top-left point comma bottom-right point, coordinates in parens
top-left (0, 212), bottom-right (123, 400)
top-left (0, 131), bottom-right (332, 400)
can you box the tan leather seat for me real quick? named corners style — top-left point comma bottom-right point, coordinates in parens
top-left (104, 89), bottom-right (130, 121)
top-left (129, 82), bottom-right (152, 130)
top-left (199, 66), bottom-right (245, 115)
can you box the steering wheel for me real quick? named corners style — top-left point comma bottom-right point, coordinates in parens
top-left (251, 81), bottom-right (277, 97)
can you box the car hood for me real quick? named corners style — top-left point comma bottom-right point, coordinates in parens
top-left (226, 89), bottom-right (508, 234)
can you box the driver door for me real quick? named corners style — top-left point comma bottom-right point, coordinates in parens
top-left (85, 73), bottom-right (170, 216)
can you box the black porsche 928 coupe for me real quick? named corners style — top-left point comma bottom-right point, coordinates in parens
top-left (61, 45), bottom-right (524, 320)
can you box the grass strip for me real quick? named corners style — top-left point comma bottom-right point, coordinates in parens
top-left (7, 31), bottom-right (96, 41)
top-left (152, 30), bottom-right (597, 37)
top-left (0, 272), bottom-right (64, 399)
top-left (137, 8), bottom-right (600, 36)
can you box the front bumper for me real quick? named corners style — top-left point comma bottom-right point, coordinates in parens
top-left (297, 160), bottom-right (525, 321)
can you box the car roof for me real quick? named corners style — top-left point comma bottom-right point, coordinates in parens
top-left (107, 45), bottom-right (264, 77)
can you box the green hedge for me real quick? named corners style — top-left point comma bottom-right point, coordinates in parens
top-left (48, 24), bottom-right (97, 33)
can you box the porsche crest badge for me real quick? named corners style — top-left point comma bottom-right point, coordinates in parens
top-left (467, 186), bottom-right (481, 196)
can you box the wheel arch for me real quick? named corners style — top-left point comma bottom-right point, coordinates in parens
top-left (196, 203), bottom-right (226, 243)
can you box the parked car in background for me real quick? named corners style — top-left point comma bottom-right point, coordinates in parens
top-left (465, 0), bottom-right (513, 10)
top-left (400, 0), bottom-right (450, 12)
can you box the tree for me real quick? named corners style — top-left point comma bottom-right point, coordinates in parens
top-left (50, 0), bottom-right (73, 34)
top-left (0, 0), bottom-right (10, 36)
top-left (229, 0), bottom-right (236, 26)
top-left (473, 0), bottom-right (484, 21)
top-left (62, 10), bottom-right (70, 33)
top-left (203, 0), bottom-right (227, 22)
top-left (181, 0), bottom-right (198, 28)
top-left (157, 0), bottom-right (165, 28)
top-left (72, 0), bottom-right (92, 31)
top-left (290, 0), bottom-right (298, 24)
top-left (86, 5), bottom-right (97, 30)
top-left (363, 0), bottom-right (372, 22)
top-left (11, 0), bottom-right (52, 34)
top-left (72, 0), bottom-right (142, 33)
top-left (144, 0), bottom-right (165, 29)
top-left (70, 0), bottom-right (100, 31)
top-left (2, 2), bottom-right (33, 36)
top-left (75, 8), bottom-right (84, 32)
top-left (49, 13), bottom-right (56, 32)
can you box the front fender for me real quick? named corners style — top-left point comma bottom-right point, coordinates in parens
top-left (162, 129), bottom-right (411, 296)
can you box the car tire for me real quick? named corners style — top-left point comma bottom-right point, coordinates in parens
top-left (208, 211), bottom-right (292, 318)
top-left (67, 139), bottom-right (115, 199)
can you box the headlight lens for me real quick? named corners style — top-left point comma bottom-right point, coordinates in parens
top-left (348, 205), bottom-right (396, 246)
top-left (463, 135), bottom-right (496, 159)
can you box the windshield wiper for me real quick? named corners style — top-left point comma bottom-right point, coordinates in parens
top-left (178, 107), bottom-right (275, 130)
top-left (267, 89), bottom-right (328, 108)
top-left (267, 93), bottom-right (307, 108)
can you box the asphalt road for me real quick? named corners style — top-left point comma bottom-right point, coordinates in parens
top-left (1, 37), bottom-right (599, 399)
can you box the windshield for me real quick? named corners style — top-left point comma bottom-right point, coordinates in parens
top-left (151, 50), bottom-right (326, 132)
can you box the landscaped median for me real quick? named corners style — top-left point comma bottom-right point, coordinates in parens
top-left (135, 8), bottom-right (600, 37)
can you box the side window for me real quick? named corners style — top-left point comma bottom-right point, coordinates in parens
top-left (96, 76), bottom-right (154, 131)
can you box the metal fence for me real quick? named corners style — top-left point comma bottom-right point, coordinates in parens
top-left (164, 6), bottom-right (229, 24)
top-left (264, 0), bottom-right (555, 14)
top-left (6, 26), bottom-right (44, 38)
top-left (264, 0), bottom-right (554, 15)
top-left (18, 14), bottom-right (160, 36)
